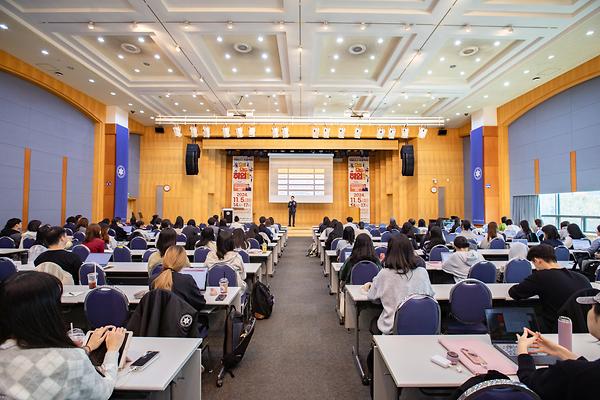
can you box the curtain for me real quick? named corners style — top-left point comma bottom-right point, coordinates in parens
top-left (512, 195), bottom-right (540, 224)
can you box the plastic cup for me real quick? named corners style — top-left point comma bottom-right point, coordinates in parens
top-left (87, 273), bottom-right (97, 289)
top-left (67, 328), bottom-right (85, 347)
top-left (219, 277), bottom-right (229, 294)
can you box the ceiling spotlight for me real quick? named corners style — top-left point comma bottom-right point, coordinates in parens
top-left (150, 116), bottom-right (155, 120)
top-left (272, 126), bottom-right (279, 138)
top-left (110, 92), bottom-right (116, 96)
top-left (463, 24), bottom-right (471, 33)
top-left (261, 52), bottom-right (268, 59)
top-left (206, 109), bottom-right (211, 112)
top-left (322, 127), bottom-right (330, 138)
top-left (225, 53), bottom-right (231, 59)
top-left (403, 23), bottom-right (412, 31)
top-left (265, 67), bottom-right (272, 73)
top-left (493, 40), bottom-right (501, 47)
top-left (97, 37), bottom-right (105, 43)
top-left (182, 109), bottom-right (187, 112)
top-left (333, 54), bottom-right (339, 60)
top-left (460, 71), bottom-right (465, 76)
top-left (547, 54), bottom-right (555, 60)
top-left (88, 78), bottom-right (95, 83)
top-left (88, 21), bottom-right (95, 30)
top-left (427, 70), bottom-right (432, 75)
top-left (403, 93), bottom-right (409, 99)
top-left (0, 24), bottom-right (8, 30)
top-left (336, 36), bottom-right (344, 44)
top-left (455, 112), bottom-right (460, 116)
top-left (190, 125), bottom-right (198, 138)
top-left (282, 126), bottom-right (289, 138)
top-left (202, 126), bottom-right (211, 138)
top-left (166, 93), bottom-right (170, 97)
top-left (322, 21), bottom-right (329, 30)
top-left (369, 55), bottom-right (375, 60)
top-left (388, 127), bottom-right (396, 139)
top-left (134, 68), bottom-right (140, 73)
top-left (249, 102), bottom-right (253, 105)
top-left (154, 54), bottom-right (160, 59)
top-left (330, 68), bottom-right (336, 73)
top-left (232, 67), bottom-right (238, 73)
top-left (354, 127), bottom-right (362, 139)
top-left (377, 37), bottom-right (384, 44)
top-left (586, 30), bottom-right (595, 36)
top-left (217, 36), bottom-right (223, 42)
top-left (128, 103), bottom-right (133, 106)
top-left (276, 108), bottom-right (280, 112)
top-left (192, 94), bottom-right (197, 98)
top-left (298, 46), bottom-right (303, 52)
top-left (364, 69), bottom-right (369, 74)
top-left (418, 127), bottom-right (428, 139)
top-left (466, 105), bottom-right (472, 109)
top-left (248, 126), bottom-right (256, 137)
top-left (236, 126), bottom-right (244, 138)
top-left (257, 35), bottom-right (264, 42)
top-left (504, 25), bottom-right (514, 33)
top-left (227, 21), bottom-right (234, 30)
top-left (523, 69), bottom-right (530, 74)
top-left (244, 94), bottom-right (249, 98)
top-left (118, 54), bottom-right (124, 59)
top-left (174, 102), bottom-right (179, 106)
top-left (376, 128), bottom-right (384, 139)
top-left (483, 94), bottom-right (489, 98)
top-left (223, 126), bottom-right (231, 138)
top-left (175, 45), bottom-right (181, 52)
top-left (401, 127), bottom-right (409, 139)
top-left (338, 127), bottom-right (346, 138)
top-left (360, 22), bottom-right (367, 31)
top-left (173, 125), bottom-right (182, 137)
top-left (312, 127), bottom-right (320, 138)
top-left (41, 49), bottom-right (49, 55)
top-left (137, 37), bottom-right (145, 43)
top-left (454, 39), bottom-right (462, 46)
top-left (439, 56), bottom-right (445, 62)
top-left (278, 21), bottom-right (285, 30)
top-left (167, 68), bottom-right (173, 73)
top-left (183, 21), bottom-right (191, 30)
top-left (475, 57), bottom-right (481, 62)
top-left (503, 81), bottom-right (510, 87)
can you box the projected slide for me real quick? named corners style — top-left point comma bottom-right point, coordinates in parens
top-left (269, 154), bottom-right (333, 203)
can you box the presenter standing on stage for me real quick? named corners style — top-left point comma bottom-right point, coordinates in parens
top-left (288, 196), bottom-right (297, 227)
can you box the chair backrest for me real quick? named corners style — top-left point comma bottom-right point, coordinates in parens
top-left (449, 279), bottom-right (492, 324)
top-left (394, 295), bottom-right (441, 335)
top-left (554, 245), bottom-right (570, 261)
top-left (78, 263), bottom-right (107, 285)
top-left (0, 236), bottom-right (16, 249)
top-left (458, 379), bottom-right (541, 400)
top-left (73, 231), bottom-right (86, 242)
top-left (130, 236), bottom-right (148, 250)
top-left (429, 245), bottom-right (450, 261)
top-left (142, 248), bottom-right (158, 262)
top-left (489, 238), bottom-right (506, 249)
top-left (374, 246), bottom-right (387, 261)
top-left (28, 245), bottom-right (47, 262)
top-left (84, 286), bottom-right (129, 328)
top-left (22, 237), bottom-right (36, 249)
top-left (558, 287), bottom-right (600, 333)
top-left (504, 259), bottom-right (532, 283)
top-left (237, 249), bottom-right (250, 263)
top-left (468, 261), bottom-right (497, 283)
top-left (338, 247), bottom-right (353, 262)
top-left (248, 238), bottom-right (260, 249)
top-left (596, 267), bottom-right (600, 282)
top-left (350, 260), bottom-right (379, 285)
top-left (108, 228), bottom-right (116, 237)
top-left (177, 233), bottom-right (187, 242)
top-left (391, 229), bottom-right (400, 235)
top-left (71, 244), bottom-right (90, 262)
top-left (113, 246), bottom-right (132, 262)
top-left (381, 231), bottom-right (392, 243)
top-left (35, 262), bottom-right (74, 285)
top-left (64, 228), bottom-right (73, 236)
top-left (446, 233), bottom-right (457, 243)
top-left (207, 264), bottom-right (238, 287)
top-left (455, 227), bottom-right (463, 233)
top-left (194, 247), bottom-right (211, 263)
top-left (150, 263), bottom-right (163, 278)
top-left (330, 238), bottom-right (340, 250)
top-left (0, 257), bottom-right (18, 282)
top-left (369, 228), bottom-right (381, 237)
top-left (258, 232), bottom-right (271, 244)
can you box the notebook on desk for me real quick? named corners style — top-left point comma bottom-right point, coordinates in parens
top-left (85, 253), bottom-right (113, 267)
top-left (180, 267), bottom-right (208, 291)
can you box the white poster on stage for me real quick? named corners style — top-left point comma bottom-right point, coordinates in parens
top-left (232, 156), bottom-right (254, 222)
top-left (348, 156), bottom-right (370, 222)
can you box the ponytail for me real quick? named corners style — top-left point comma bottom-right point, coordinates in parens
top-left (152, 268), bottom-right (174, 291)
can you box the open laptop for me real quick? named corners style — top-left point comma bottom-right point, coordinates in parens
top-left (122, 226), bottom-right (133, 234)
top-left (180, 267), bottom-right (208, 291)
top-left (485, 307), bottom-right (557, 365)
top-left (440, 251), bottom-right (451, 264)
top-left (85, 253), bottom-right (113, 267)
top-left (572, 239), bottom-right (590, 251)
top-left (512, 238), bottom-right (528, 245)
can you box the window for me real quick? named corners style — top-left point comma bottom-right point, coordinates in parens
top-left (539, 191), bottom-right (600, 233)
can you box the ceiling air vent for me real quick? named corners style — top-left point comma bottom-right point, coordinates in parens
top-left (348, 43), bottom-right (366, 55)
top-left (121, 43), bottom-right (140, 54)
top-left (459, 46), bottom-right (479, 57)
top-left (234, 43), bottom-right (252, 53)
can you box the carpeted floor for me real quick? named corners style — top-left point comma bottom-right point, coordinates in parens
top-left (202, 237), bottom-right (371, 400)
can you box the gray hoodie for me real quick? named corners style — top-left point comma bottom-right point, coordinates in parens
top-left (442, 250), bottom-right (485, 282)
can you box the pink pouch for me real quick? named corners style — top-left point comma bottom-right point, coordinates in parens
top-left (439, 338), bottom-right (518, 375)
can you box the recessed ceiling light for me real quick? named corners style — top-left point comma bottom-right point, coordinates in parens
top-left (232, 67), bottom-right (238, 73)
top-left (467, 105), bottom-right (472, 109)
top-left (455, 112), bottom-right (460, 116)
top-left (88, 78), bottom-right (95, 83)
top-left (494, 41), bottom-right (500, 47)
top-left (140, 110), bottom-right (144, 114)
top-left (586, 30), bottom-right (595, 36)
top-left (137, 37), bottom-right (145, 43)
top-left (244, 94), bottom-right (249, 98)
top-left (397, 103), bottom-right (401, 107)
top-left (360, 22), bottom-right (367, 31)
top-left (403, 93), bottom-right (409, 99)
top-left (414, 110), bottom-right (419, 114)
top-left (427, 70), bottom-right (432, 75)
top-left (249, 102), bottom-right (253, 105)
top-left (446, 118), bottom-right (450, 121)
top-left (274, 101), bottom-right (278, 105)
top-left (265, 67), bottom-right (272, 73)
top-left (261, 53), bottom-right (268, 60)
top-left (322, 102), bottom-right (327, 106)
top-left (257, 35), bottom-right (264, 42)
top-left (330, 68), bottom-right (335, 73)
top-left (88, 21), bottom-right (95, 30)
top-left (547, 54), bottom-right (555, 60)
top-left (439, 57), bottom-right (445, 62)
top-left (322, 21), bottom-right (329, 30)
top-left (134, 68), bottom-right (140, 73)
top-left (475, 57), bottom-right (481, 62)
top-left (128, 103), bottom-right (133, 106)
top-left (503, 81), bottom-right (510, 86)
top-left (483, 94), bottom-right (488, 98)
top-left (150, 116), bottom-right (155, 120)
top-left (377, 37), bottom-right (384, 44)
top-left (41, 49), bottom-right (49, 55)
top-left (0, 23), bottom-right (8, 30)
top-left (322, 109), bottom-right (326, 112)
top-left (333, 54), bottom-right (339, 60)
top-left (97, 37), bottom-right (105, 43)
top-left (225, 53), bottom-right (231, 59)
top-left (454, 39), bottom-right (462, 46)
top-left (166, 93), bottom-right (170, 97)
top-left (336, 36), bottom-right (344, 44)
top-left (192, 94), bottom-right (197, 98)
top-left (182, 109), bottom-right (187, 112)
top-left (391, 110), bottom-right (395, 113)
top-left (276, 108), bottom-right (280, 112)
top-left (110, 92), bottom-right (116, 96)
top-left (154, 54), bottom-right (160, 60)
top-left (118, 54), bottom-right (124, 59)
top-left (463, 24), bottom-right (472, 33)
top-left (217, 36), bottom-right (223, 42)
top-left (167, 68), bottom-right (173, 73)
top-left (523, 69), bottom-right (530, 74)
top-left (206, 109), bottom-right (210, 112)
top-left (200, 102), bottom-right (204, 105)
top-left (364, 69), bottom-right (369, 73)
top-left (227, 21), bottom-right (234, 30)
top-left (174, 102), bottom-right (179, 106)
top-left (460, 71), bottom-right (465, 76)
top-left (369, 55), bottom-right (375, 60)
top-left (422, 104), bottom-right (426, 107)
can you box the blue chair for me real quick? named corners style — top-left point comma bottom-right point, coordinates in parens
top-left (455, 227), bottom-right (462, 234)
top-left (142, 248), bottom-right (157, 262)
top-left (79, 263), bottom-right (107, 286)
top-left (150, 263), bottom-right (163, 278)
top-left (237, 249), bottom-right (250, 263)
top-left (73, 231), bottom-right (85, 242)
top-left (375, 246), bottom-right (387, 261)
top-left (350, 261), bottom-right (379, 285)
top-left (199, 223), bottom-right (207, 230)
top-left (447, 279), bottom-right (492, 334)
top-left (504, 259), bottom-right (532, 283)
top-left (0, 257), bottom-right (17, 282)
top-left (457, 379), bottom-right (541, 400)
top-left (130, 237), bottom-right (147, 250)
top-left (22, 237), bottom-right (36, 249)
top-left (248, 238), bottom-right (260, 249)
top-left (108, 228), bottom-right (116, 237)
top-left (0, 237), bottom-right (15, 248)
top-left (64, 228), bottom-right (73, 236)
top-left (468, 261), bottom-right (497, 283)
top-left (207, 264), bottom-right (238, 287)
top-left (369, 228), bottom-right (381, 237)
top-left (84, 286), bottom-right (129, 328)
top-left (113, 246), bottom-right (132, 262)
top-left (446, 233), bottom-right (457, 243)
top-left (489, 238), bottom-right (506, 249)
top-left (194, 247), bottom-right (211, 263)
top-left (429, 245), bottom-right (450, 262)
top-left (554, 245), bottom-right (570, 261)
top-left (379, 224), bottom-right (386, 230)
top-left (330, 238), bottom-right (340, 251)
top-left (381, 231), bottom-right (392, 243)
top-left (394, 295), bottom-right (441, 335)
top-left (177, 233), bottom-right (187, 243)
top-left (595, 267), bottom-right (600, 282)
top-left (71, 244), bottom-right (90, 263)
top-left (391, 229), bottom-right (400, 235)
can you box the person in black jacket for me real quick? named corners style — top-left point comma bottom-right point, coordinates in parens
top-left (34, 227), bottom-right (82, 283)
top-left (325, 221), bottom-right (344, 251)
top-left (515, 292), bottom-right (600, 400)
top-left (109, 218), bottom-right (128, 241)
top-left (181, 219), bottom-right (200, 241)
top-left (540, 224), bottom-right (563, 248)
top-left (258, 216), bottom-right (274, 241)
top-left (508, 244), bottom-right (591, 332)
top-left (422, 226), bottom-right (446, 253)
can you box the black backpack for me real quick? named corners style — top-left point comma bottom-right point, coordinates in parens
top-left (217, 307), bottom-right (256, 387)
top-left (251, 281), bottom-right (274, 319)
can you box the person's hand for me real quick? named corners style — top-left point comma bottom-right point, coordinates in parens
top-left (516, 327), bottom-right (538, 355)
top-left (86, 326), bottom-right (110, 351)
top-left (528, 330), bottom-right (578, 361)
top-left (105, 327), bottom-right (126, 352)
top-left (361, 282), bottom-right (372, 292)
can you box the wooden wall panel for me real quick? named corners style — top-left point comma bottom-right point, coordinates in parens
top-left (570, 151), bottom-right (577, 192)
top-left (61, 157), bottom-right (68, 225)
top-left (103, 124), bottom-right (116, 219)
top-left (534, 159), bottom-right (540, 194)
top-left (483, 127), bottom-right (499, 222)
top-left (22, 148), bottom-right (31, 227)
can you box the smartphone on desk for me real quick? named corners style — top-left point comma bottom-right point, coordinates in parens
top-left (130, 351), bottom-right (160, 372)
top-left (215, 294), bottom-right (227, 301)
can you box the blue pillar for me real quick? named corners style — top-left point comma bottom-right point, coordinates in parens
top-left (470, 127), bottom-right (485, 225)
top-left (114, 124), bottom-right (129, 219)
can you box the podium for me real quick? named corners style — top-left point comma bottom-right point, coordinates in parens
top-left (222, 208), bottom-right (233, 224)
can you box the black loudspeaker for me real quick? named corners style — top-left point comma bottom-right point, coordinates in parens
top-left (401, 145), bottom-right (414, 176)
top-left (438, 128), bottom-right (447, 136)
top-left (155, 126), bottom-right (165, 134)
top-left (185, 144), bottom-right (200, 175)
top-left (223, 208), bottom-right (233, 223)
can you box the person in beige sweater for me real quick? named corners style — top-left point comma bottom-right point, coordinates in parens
top-left (205, 231), bottom-right (247, 292)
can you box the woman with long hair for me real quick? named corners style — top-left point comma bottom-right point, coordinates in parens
top-left (205, 231), bottom-right (246, 291)
top-left (336, 226), bottom-right (355, 254)
top-left (515, 220), bottom-right (539, 242)
top-left (422, 226), bottom-right (446, 253)
top-left (479, 221), bottom-right (501, 249)
top-left (100, 224), bottom-right (117, 250)
top-left (541, 225), bottom-right (563, 248)
top-left (338, 233), bottom-right (381, 285)
top-left (232, 228), bottom-right (249, 250)
top-left (564, 223), bottom-right (586, 249)
top-left (83, 223), bottom-right (104, 253)
top-left (173, 216), bottom-right (184, 230)
top-left (325, 221), bottom-right (344, 251)
top-left (147, 227), bottom-right (184, 273)
top-left (75, 217), bottom-right (89, 233)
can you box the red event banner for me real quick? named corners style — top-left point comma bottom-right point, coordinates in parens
top-left (231, 156), bottom-right (254, 222)
top-left (348, 156), bottom-right (370, 222)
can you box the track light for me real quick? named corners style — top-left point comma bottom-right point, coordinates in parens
top-left (173, 125), bottom-right (182, 137)
top-left (388, 127), bottom-right (396, 139)
top-left (312, 127), bottom-right (319, 138)
top-left (354, 127), bottom-right (362, 139)
top-left (248, 126), bottom-right (256, 137)
top-left (236, 126), bottom-right (244, 138)
top-left (189, 125), bottom-right (198, 138)
top-left (504, 25), bottom-right (514, 33)
top-left (338, 127), bottom-right (345, 138)
top-left (202, 126), bottom-right (210, 138)
top-left (222, 126), bottom-right (230, 138)
top-left (418, 127), bottom-right (428, 139)
top-left (88, 21), bottom-right (95, 30)
top-left (272, 126), bottom-right (279, 138)
top-left (376, 127), bottom-right (385, 139)
top-left (401, 127), bottom-right (409, 139)
top-left (322, 21), bottom-right (329, 30)
top-left (227, 21), bottom-right (234, 30)
top-left (322, 127), bottom-right (330, 138)
top-left (282, 126), bottom-right (289, 138)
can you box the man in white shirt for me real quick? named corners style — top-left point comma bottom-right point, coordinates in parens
top-left (343, 216), bottom-right (359, 236)
top-left (230, 216), bottom-right (244, 230)
top-left (457, 220), bottom-right (478, 240)
top-left (559, 220), bottom-right (570, 240)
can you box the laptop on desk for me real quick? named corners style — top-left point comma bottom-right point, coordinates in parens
top-left (512, 239), bottom-right (528, 245)
top-left (180, 267), bottom-right (208, 291)
top-left (440, 251), bottom-right (451, 264)
top-left (485, 307), bottom-right (557, 366)
top-left (572, 239), bottom-right (590, 251)
top-left (85, 253), bottom-right (113, 267)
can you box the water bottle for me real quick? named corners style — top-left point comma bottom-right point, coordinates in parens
top-left (558, 316), bottom-right (572, 351)
top-left (219, 277), bottom-right (229, 294)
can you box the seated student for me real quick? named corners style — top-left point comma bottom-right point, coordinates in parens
top-left (514, 220), bottom-right (539, 242)
top-left (205, 231), bottom-right (246, 291)
top-left (515, 293), bottom-right (600, 400)
top-left (218, 219), bottom-right (229, 232)
top-left (1, 218), bottom-right (22, 246)
top-left (232, 228), bottom-right (250, 250)
top-left (400, 222), bottom-right (419, 249)
top-left (19, 219), bottom-right (41, 248)
top-left (457, 219), bottom-right (478, 240)
top-left (540, 225), bottom-right (563, 248)
top-left (534, 218), bottom-right (544, 235)
top-left (324, 221), bottom-right (344, 251)
top-left (319, 218), bottom-right (336, 240)
top-left (343, 217), bottom-right (358, 236)
top-left (258, 216), bottom-right (274, 242)
top-left (422, 226), bottom-right (446, 253)
top-left (193, 228), bottom-right (217, 252)
top-left (504, 218), bottom-right (521, 234)
top-left (581, 225), bottom-right (600, 273)
top-left (230, 216), bottom-right (244, 230)
top-left (33, 226), bottom-right (83, 284)
top-left (563, 223), bottom-right (586, 249)
top-left (109, 218), bottom-right (128, 241)
top-left (64, 216), bottom-right (77, 232)
top-left (100, 223), bottom-right (118, 251)
top-left (417, 218), bottom-right (428, 234)
top-left (29, 224), bottom-right (51, 261)
top-left (181, 219), bottom-right (200, 240)
top-left (559, 220), bottom-right (570, 240)
top-left (148, 228), bottom-right (184, 273)
top-left (449, 217), bottom-right (461, 234)
top-left (499, 216), bottom-right (508, 232)
top-left (318, 217), bottom-right (331, 234)
top-left (339, 233), bottom-right (381, 285)
top-left (407, 218), bottom-right (420, 236)
top-left (173, 216), bottom-right (184, 230)
top-left (151, 246), bottom-right (206, 314)
top-left (75, 217), bottom-right (89, 233)
top-left (442, 236), bottom-right (485, 283)
top-left (386, 218), bottom-right (400, 232)
top-left (363, 235), bottom-right (434, 334)
top-left (509, 244), bottom-right (591, 332)
top-left (268, 217), bottom-right (279, 233)
top-left (160, 219), bottom-right (172, 230)
top-left (508, 241), bottom-right (529, 260)
top-left (130, 220), bottom-right (146, 238)
top-left (479, 221), bottom-right (501, 249)
top-left (245, 223), bottom-right (265, 245)
top-left (207, 217), bottom-right (219, 237)
top-left (83, 224), bottom-right (105, 253)
top-left (356, 221), bottom-right (372, 238)
top-left (0, 271), bottom-right (126, 399)
top-left (336, 226), bottom-right (355, 255)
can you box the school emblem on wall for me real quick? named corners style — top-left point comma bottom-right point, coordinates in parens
top-left (116, 165), bottom-right (126, 179)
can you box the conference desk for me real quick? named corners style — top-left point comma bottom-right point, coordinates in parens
top-left (115, 336), bottom-right (202, 399)
top-left (372, 334), bottom-right (600, 400)
top-left (0, 248), bottom-right (27, 256)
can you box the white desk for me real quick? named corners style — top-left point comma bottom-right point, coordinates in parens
top-left (248, 250), bottom-right (274, 279)
top-left (373, 334), bottom-right (600, 400)
top-left (116, 336), bottom-right (202, 399)
top-left (0, 248), bottom-right (27, 255)
top-left (424, 260), bottom-right (572, 272)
